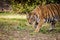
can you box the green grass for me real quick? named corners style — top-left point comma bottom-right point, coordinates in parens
top-left (39, 22), bottom-right (60, 34)
top-left (0, 18), bottom-right (60, 34)
top-left (0, 12), bottom-right (18, 15)
top-left (0, 12), bottom-right (11, 15)
top-left (0, 18), bottom-right (34, 32)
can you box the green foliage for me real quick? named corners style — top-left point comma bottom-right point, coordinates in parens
top-left (3, 0), bottom-right (60, 14)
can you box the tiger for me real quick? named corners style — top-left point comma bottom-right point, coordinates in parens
top-left (27, 3), bottom-right (60, 32)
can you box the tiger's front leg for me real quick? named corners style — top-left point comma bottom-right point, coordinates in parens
top-left (34, 19), bottom-right (45, 32)
top-left (32, 21), bottom-right (38, 29)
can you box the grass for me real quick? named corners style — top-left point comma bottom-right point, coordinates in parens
top-left (0, 18), bottom-right (60, 34)
top-left (0, 18), bottom-right (34, 32)
top-left (39, 22), bottom-right (60, 34)
top-left (0, 12), bottom-right (12, 15)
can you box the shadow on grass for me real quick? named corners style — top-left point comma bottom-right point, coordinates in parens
top-left (39, 22), bottom-right (60, 34)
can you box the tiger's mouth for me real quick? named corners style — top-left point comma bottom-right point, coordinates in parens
top-left (28, 20), bottom-right (35, 25)
top-left (29, 22), bottom-right (32, 24)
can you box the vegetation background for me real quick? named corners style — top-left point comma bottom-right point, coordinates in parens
top-left (0, 0), bottom-right (60, 13)
top-left (0, 0), bottom-right (60, 40)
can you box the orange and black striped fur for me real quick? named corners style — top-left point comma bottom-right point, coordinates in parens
top-left (27, 4), bottom-right (60, 32)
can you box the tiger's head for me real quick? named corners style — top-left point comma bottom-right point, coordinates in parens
top-left (27, 12), bottom-right (35, 25)
top-left (27, 12), bottom-right (40, 25)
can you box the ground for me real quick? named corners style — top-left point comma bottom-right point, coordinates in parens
top-left (0, 14), bottom-right (60, 40)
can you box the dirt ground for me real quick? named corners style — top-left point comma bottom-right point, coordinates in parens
top-left (0, 30), bottom-right (60, 40)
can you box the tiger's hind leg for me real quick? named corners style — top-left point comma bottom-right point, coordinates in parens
top-left (49, 20), bottom-right (56, 31)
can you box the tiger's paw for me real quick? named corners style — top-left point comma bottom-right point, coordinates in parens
top-left (34, 30), bottom-right (39, 33)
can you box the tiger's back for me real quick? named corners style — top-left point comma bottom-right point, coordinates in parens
top-left (34, 4), bottom-right (60, 23)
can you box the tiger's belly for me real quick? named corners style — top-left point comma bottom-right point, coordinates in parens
top-left (44, 16), bottom-right (60, 23)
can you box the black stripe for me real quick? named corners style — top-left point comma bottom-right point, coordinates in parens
top-left (54, 4), bottom-right (60, 18)
top-left (49, 4), bottom-right (56, 18)
top-left (46, 5), bottom-right (50, 19)
top-left (52, 4), bottom-right (58, 16)
top-left (43, 6), bottom-right (47, 19)
top-left (46, 4), bottom-right (53, 18)
top-left (55, 4), bottom-right (60, 18)
top-left (41, 6), bottom-right (44, 18)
